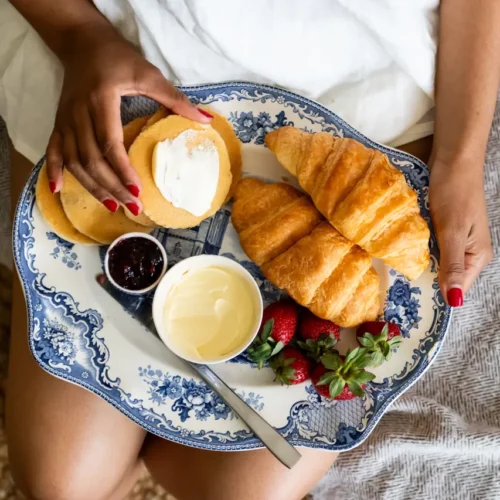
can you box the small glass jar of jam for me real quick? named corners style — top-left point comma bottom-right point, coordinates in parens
top-left (105, 233), bottom-right (167, 294)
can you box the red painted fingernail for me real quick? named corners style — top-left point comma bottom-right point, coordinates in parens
top-left (447, 287), bottom-right (464, 307)
top-left (49, 181), bottom-right (56, 194)
top-left (198, 108), bottom-right (213, 119)
top-left (103, 199), bottom-right (118, 213)
top-left (126, 202), bottom-right (140, 217)
top-left (127, 184), bottom-right (140, 197)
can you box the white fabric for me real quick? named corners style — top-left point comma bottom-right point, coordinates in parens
top-left (0, 0), bottom-right (438, 165)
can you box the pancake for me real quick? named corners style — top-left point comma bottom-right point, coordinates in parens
top-left (128, 115), bottom-right (232, 228)
top-left (36, 163), bottom-right (97, 245)
top-left (123, 115), bottom-right (150, 150)
top-left (60, 170), bottom-right (151, 245)
top-left (201, 107), bottom-right (242, 201)
top-left (122, 117), bottom-right (158, 228)
top-left (142, 107), bottom-right (169, 131)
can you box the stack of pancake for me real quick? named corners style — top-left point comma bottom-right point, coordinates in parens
top-left (36, 107), bottom-right (242, 245)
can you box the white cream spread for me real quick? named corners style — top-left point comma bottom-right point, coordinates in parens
top-left (153, 130), bottom-right (219, 216)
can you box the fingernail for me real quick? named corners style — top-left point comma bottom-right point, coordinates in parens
top-left (103, 199), bottom-right (118, 213)
top-left (49, 181), bottom-right (56, 194)
top-left (447, 287), bottom-right (464, 307)
top-left (198, 108), bottom-right (213, 119)
top-left (127, 184), bottom-right (140, 197)
top-left (126, 202), bottom-right (140, 217)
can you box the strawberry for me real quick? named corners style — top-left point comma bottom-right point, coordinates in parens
top-left (311, 349), bottom-right (375, 400)
top-left (247, 300), bottom-right (298, 368)
top-left (297, 310), bottom-right (340, 362)
top-left (270, 347), bottom-right (311, 385)
top-left (356, 321), bottom-right (402, 367)
top-left (299, 310), bottom-right (341, 341)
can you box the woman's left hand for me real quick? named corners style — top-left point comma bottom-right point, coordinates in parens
top-left (429, 157), bottom-right (493, 307)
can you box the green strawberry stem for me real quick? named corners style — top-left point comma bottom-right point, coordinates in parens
top-left (317, 349), bottom-right (375, 399)
top-left (270, 355), bottom-right (296, 385)
top-left (297, 333), bottom-right (338, 363)
top-left (246, 319), bottom-right (285, 369)
top-left (358, 324), bottom-right (403, 367)
top-left (261, 319), bottom-right (274, 342)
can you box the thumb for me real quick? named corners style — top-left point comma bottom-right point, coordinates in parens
top-left (142, 75), bottom-right (213, 124)
top-left (438, 228), bottom-right (465, 307)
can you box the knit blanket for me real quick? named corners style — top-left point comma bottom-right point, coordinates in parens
top-left (314, 94), bottom-right (500, 500)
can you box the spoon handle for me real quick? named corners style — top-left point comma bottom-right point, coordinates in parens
top-left (189, 362), bottom-right (302, 469)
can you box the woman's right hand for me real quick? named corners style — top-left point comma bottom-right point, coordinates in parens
top-left (47, 25), bottom-right (212, 214)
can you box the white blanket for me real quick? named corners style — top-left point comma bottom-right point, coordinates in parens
top-left (0, 0), bottom-right (438, 165)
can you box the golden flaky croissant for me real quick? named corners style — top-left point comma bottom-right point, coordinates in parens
top-left (265, 127), bottom-right (430, 280)
top-left (232, 178), bottom-right (380, 327)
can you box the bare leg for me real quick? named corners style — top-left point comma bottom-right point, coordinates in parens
top-left (143, 436), bottom-right (337, 500)
top-left (7, 145), bottom-right (147, 500)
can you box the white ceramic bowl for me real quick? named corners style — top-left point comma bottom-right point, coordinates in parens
top-left (104, 232), bottom-right (167, 295)
top-left (152, 255), bottom-right (263, 364)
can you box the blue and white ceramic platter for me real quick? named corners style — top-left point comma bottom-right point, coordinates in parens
top-left (13, 83), bottom-right (450, 452)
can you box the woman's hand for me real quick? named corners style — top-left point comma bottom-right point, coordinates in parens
top-left (429, 157), bottom-right (492, 306)
top-left (47, 25), bottom-right (212, 214)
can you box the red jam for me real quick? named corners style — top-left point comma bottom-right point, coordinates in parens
top-left (108, 237), bottom-right (164, 291)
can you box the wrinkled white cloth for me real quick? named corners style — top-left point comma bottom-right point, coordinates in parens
top-left (0, 0), bottom-right (438, 165)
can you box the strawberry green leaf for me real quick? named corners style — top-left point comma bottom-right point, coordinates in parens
top-left (321, 352), bottom-right (342, 371)
top-left (344, 347), bottom-right (360, 365)
top-left (347, 380), bottom-right (366, 398)
top-left (271, 353), bottom-right (298, 385)
top-left (389, 337), bottom-right (403, 348)
top-left (346, 347), bottom-right (372, 371)
top-left (248, 343), bottom-right (271, 358)
top-left (270, 340), bottom-right (284, 357)
top-left (319, 333), bottom-right (338, 348)
top-left (247, 343), bottom-right (273, 369)
top-left (356, 370), bottom-right (376, 384)
top-left (281, 367), bottom-right (296, 384)
top-left (317, 372), bottom-right (338, 386)
top-left (261, 319), bottom-right (274, 343)
top-left (358, 336), bottom-right (375, 348)
top-left (298, 338), bottom-right (338, 363)
top-left (328, 378), bottom-right (345, 399)
top-left (366, 333), bottom-right (377, 343)
top-left (369, 352), bottom-right (386, 367)
top-left (353, 349), bottom-right (372, 369)
top-left (380, 323), bottom-right (389, 340)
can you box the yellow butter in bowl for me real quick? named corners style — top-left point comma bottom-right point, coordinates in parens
top-left (153, 256), bottom-right (263, 364)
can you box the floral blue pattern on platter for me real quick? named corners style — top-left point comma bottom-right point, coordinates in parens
top-left (230, 110), bottom-right (294, 144)
top-left (139, 366), bottom-right (264, 422)
top-left (47, 232), bottom-right (82, 270)
top-left (13, 83), bottom-right (451, 452)
top-left (384, 277), bottom-right (422, 338)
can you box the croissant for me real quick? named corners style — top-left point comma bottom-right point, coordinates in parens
top-left (232, 178), bottom-right (380, 327)
top-left (265, 127), bottom-right (430, 280)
